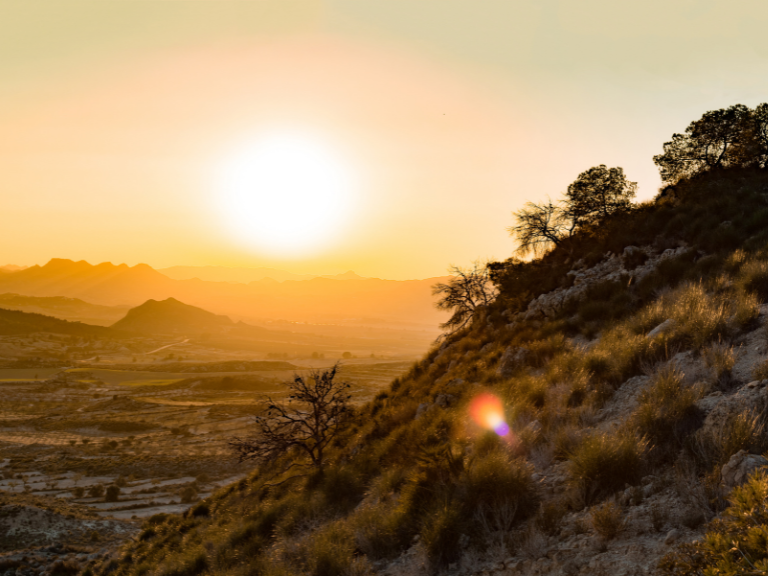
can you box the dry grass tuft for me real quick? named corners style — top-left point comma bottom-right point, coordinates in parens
top-left (590, 500), bottom-right (624, 540)
top-left (568, 429), bottom-right (646, 504)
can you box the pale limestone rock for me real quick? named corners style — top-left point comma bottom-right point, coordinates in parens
top-left (497, 346), bottom-right (529, 378)
top-left (646, 319), bottom-right (675, 339)
top-left (721, 450), bottom-right (768, 488)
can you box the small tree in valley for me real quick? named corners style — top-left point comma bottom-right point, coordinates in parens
top-left (229, 364), bottom-right (351, 473)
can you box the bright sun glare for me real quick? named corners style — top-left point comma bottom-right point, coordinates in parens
top-left (215, 132), bottom-right (354, 257)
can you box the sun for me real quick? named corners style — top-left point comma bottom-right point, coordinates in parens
top-left (214, 132), bottom-right (355, 257)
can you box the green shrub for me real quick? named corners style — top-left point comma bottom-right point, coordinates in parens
top-left (659, 471), bottom-right (768, 575)
top-left (568, 430), bottom-right (646, 504)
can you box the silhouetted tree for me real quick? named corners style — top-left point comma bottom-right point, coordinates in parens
top-left (564, 165), bottom-right (636, 227)
top-left (508, 199), bottom-right (574, 256)
top-left (509, 165), bottom-right (635, 256)
top-left (229, 364), bottom-right (351, 473)
top-left (654, 103), bottom-right (768, 184)
top-left (433, 262), bottom-right (497, 334)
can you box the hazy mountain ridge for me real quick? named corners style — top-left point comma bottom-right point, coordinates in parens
top-left (159, 265), bottom-right (365, 283)
top-left (0, 259), bottom-right (447, 327)
top-left (91, 168), bottom-right (768, 576)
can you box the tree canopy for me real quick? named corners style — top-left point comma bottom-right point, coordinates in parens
top-left (654, 103), bottom-right (768, 185)
top-left (509, 165), bottom-right (636, 256)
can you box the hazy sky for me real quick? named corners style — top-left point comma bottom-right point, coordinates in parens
top-left (2, 1), bottom-right (768, 279)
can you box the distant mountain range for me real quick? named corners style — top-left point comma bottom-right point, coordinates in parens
top-left (158, 265), bottom-right (364, 283)
top-left (0, 259), bottom-right (448, 327)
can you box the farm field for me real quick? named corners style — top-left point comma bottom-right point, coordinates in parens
top-left (0, 356), bottom-right (408, 525)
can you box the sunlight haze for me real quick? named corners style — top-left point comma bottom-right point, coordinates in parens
top-left (2, 1), bottom-right (768, 278)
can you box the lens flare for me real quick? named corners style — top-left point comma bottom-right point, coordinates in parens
top-left (469, 393), bottom-right (510, 436)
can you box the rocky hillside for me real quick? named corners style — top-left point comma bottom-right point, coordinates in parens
top-left (76, 165), bottom-right (768, 576)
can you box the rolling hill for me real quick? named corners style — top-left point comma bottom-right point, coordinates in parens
top-left (0, 307), bottom-right (117, 337)
top-left (111, 297), bottom-right (233, 335)
top-left (0, 293), bottom-right (129, 326)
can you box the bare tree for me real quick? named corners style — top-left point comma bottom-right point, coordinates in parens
top-left (508, 199), bottom-right (574, 256)
top-left (229, 364), bottom-right (351, 474)
top-left (433, 262), bottom-right (497, 335)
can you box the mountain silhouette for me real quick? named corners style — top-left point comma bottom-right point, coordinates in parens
top-left (0, 259), bottom-right (448, 327)
top-left (111, 298), bottom-right (233, 335)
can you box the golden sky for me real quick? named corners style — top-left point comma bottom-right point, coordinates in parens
top-left (2, 1), bottom-right (768, 279)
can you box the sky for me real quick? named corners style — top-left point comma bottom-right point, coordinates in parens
top-left (2, 1), bottom-right (768, 279)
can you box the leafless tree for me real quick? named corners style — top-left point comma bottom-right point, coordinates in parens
top-left (433, 262), bottom-right (497, 335)
top-left (508, 199), bottom-right (574, 256)
top-left (229, 364), bottom-right (351, 474)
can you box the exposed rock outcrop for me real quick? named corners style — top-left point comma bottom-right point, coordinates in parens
top-left (721, 450), bottom-right (768, 488)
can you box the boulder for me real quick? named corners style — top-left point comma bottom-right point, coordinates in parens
top-left (721, 450), bottom-right (768, 488)
top-left (664, 529), bottom-right (681, 545)
top-left (434, 394), bottom-right (455, 408)
top-left (497, 346), bottom-right (530, 378)
top-left (415, 403), bottom-right (430, 419)
top-left (646, 319), bottom-right (675, 339)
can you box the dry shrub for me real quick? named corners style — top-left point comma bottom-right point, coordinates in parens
top-left (737, 258), bottom-right (768, 301)
top-left (635, 364), bottom-right (703, 453)
top-left (635, 282), bottom-right (757, 349)
top-left (649, 503), bottom-right (667, 532)
top-left (752, 358), bottom-right (768, 381)
top-left (583, 327), bottom-right (651, 384)
top-left (526, 334), bottom-right (569, 367)
top-left (536, 500), bottom-right (564, 535)
top-left (551, 423), bottom-right (583, 461)
top-left (690, 409), bottom-right (768, 470)
top-left (348, 501), bottom-right (407, 560)
top-left (463, 451), bottom-right (537, 530)
top-left (303, 521), bottom-right (356, 576)
top-left (590, 500), bottom-right (624, 540)
top-left (420, 504), bottom-right (463, 569)
top-left (703, 341), bottom-right (736, 382)
top-left (658, 471), bottom-right (768, 576)
top-left (568, 429), bottom-right (646, 504)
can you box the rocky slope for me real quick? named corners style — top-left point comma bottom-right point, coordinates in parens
top-left (80, 168), bottom-right (768, 576)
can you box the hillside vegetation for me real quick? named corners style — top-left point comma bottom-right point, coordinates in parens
top-left (90, 105), bottom-right (768, 576)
